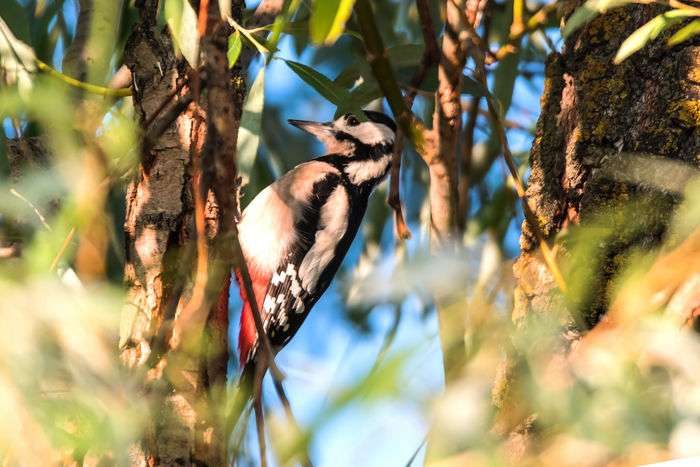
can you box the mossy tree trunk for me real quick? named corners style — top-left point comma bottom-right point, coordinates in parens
top-left (119, 0), bottom-right (245, 465)
top-left (497, 3), bottom-right (700, 452)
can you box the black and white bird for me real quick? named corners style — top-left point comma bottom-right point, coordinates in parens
top-left (229, 110), bottom-right (396, 427)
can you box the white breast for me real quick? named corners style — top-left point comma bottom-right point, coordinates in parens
top-left (238, 161), bottom-right (341, 275)
top-left (343, 155), bottom-right (391, 185)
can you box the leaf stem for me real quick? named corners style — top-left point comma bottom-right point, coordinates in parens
top-left (35, 58), bottom-right (132, 97)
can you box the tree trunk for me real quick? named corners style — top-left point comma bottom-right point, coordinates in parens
top-left (498, 2), bottom-right (700, 452)
top-left (119, 1), bottom-right (245, 465)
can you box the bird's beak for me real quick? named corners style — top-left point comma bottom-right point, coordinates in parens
top-left (288, 119), bottom-right (334, 140)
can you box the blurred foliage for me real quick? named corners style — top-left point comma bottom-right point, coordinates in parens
top-left (0, 0), bottom-right (699, 466)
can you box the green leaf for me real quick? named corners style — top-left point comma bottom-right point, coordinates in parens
top-left (387, 43), bottom-right (424, 68)
top-left (227, 31), bottom-right (242, 68)
top-left (164, 0), bottom-right (199, 67)
top-left (237, 68), bottom-right (265, 191)
top-left (2, 1), bottom-right (30, 43)
top-left (614, 9), bottom-right (697, 63)
top-left (493, 48), bottom-right (520, 113)
top-left (284, 59), bottom-right (351, 105)
top-left (668, 18), bottom-right (700, 45)
top-left (0, 14), bottom-right (36, 95)
top-left (228, 17), bottom-right (269, 56)
top-left (284, 60), bottom-right (366, 119)
top-left (462, 75), bottom-right (487, 97)
top-left (562, 0), bottom-right (635, 38)
top-left (310, 0), bottom-right (357, 45)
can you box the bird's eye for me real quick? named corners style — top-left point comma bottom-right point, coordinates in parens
top-left (346, 115), bottom-right (360, 126)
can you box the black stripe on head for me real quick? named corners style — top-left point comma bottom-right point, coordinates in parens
top-left (363, 110), bottom-right (397, 133)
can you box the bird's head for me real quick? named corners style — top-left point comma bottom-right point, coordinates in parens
top-left (288, 110), bottom-right (396, 157)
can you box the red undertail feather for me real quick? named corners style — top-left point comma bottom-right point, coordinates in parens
top-left (235, 268), bottom-right (270, 366)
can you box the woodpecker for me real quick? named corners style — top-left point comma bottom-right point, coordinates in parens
top-left (229, 110), bottom-right (396, 429)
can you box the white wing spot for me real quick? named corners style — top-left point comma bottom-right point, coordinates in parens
top-left (263, 295), bottom-right (275, 312)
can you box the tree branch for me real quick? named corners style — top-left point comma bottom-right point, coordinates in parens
top-left (354, 0), bottom-right (431, 158)
top-left (458, 4), bottom-right (568, 293)
top-left (486, 0), bottom-right (558, 64)
top-left (387, 0), bottom-right (442, 241)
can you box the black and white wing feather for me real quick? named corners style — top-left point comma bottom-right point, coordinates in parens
top-left (246, 171), bottom-right (357, 361)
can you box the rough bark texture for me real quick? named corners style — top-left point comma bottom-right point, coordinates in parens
top-left (119, 0), bottom-right (245, 465)
top-left (498, 2), bottom-right (700, 450)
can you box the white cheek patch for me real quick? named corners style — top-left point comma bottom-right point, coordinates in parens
top-left (336, 121), bottom-right (395, 146)
top-left (344, 155), bottom-right (391, 185)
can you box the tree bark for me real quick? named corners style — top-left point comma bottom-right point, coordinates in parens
top-left (119, 1), bottom-right (245, 465)
top-left (498, 2), bottom-right (700, 453)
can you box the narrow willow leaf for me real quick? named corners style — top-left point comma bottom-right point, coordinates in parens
top-left (668, 18), bottom-right (700, 45)
top-left (348, 81), bottom-right (382, 108)
top-left (284, 59), bottom-right (351, 105)
top-left (387, 43), bottom-right (424, 68)
top-left (164, 0), bottom-right (199, 67)
top-left (0, 15), bottom-right (36, 95)
top-left (462, 75), bottom-right (487, 97)
top-left (493, 48), bottom-right (520, 113)
top-left (228, 17), bottom-right (269, 56)
top-left (284, 60), bottom-right (366, 120)
top-left (237, 68), bottom-right (265, 190)
top-left (562, 0), bottom-right (634, 38)
top-left (310, 0), bottom-right (357, 45)
top-left (614, 10), bottom-right (697, 63)
top-left (227, 31), bottom-right (242, 68)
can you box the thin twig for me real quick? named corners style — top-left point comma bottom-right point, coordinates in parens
top-left (459, 96), bottom-right (481, 226)
top-left (459, 7), bottom-right (568, 292)
top-left (386, 0), bottom-right (441, 241)
top-left (254, 396), bottom-right (268, 467)
top-left (354, 0), bottom-right (430, 157)
top-left (370, 305), bottom-right (402, 374)
top-left (49, 227), bottom-right (76, 271)
top-left (35, 58), bottom-right (132, 97)
top-left (9, 188), bottom-right (51, 231)
top-left (486, 0), bottom-right (558, 64)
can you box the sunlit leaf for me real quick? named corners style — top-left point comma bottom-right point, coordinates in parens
top-left (0, 14), bottom-right (36, 95)
top-left (237, 68), bottom-right (265, 192)
top-left (668, 18), bottom-right (700, 45)
top-left (310, 0), bottom-right (357, 45)
top-left (164, 0), bottom-right (199, 67)
top-left (562, 0), bottom-right (637, 38)
top-left (227, 31), bottom-right (242, 68)
top-left (614, 9), bottom-right (697, 63)
top-left (228, 16), bottom-right (269, 56)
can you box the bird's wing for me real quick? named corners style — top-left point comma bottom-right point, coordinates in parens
top-left (244, 176), bottom-right (351, 363)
